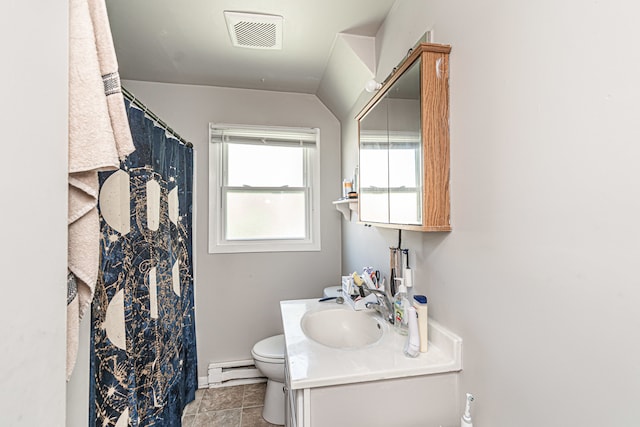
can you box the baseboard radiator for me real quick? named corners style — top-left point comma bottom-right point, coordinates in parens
top-left (207, 359), bottom-right (266, 388)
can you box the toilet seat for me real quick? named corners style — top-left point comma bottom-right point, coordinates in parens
top-left (251, 334), bottom-right (284, 363)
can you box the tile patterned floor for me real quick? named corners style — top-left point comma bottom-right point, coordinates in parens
top-left (182, 383), bottom-right (281, 427)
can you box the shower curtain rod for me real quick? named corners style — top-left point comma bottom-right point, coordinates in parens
top-left (122, 86), bottom-right (193, 148)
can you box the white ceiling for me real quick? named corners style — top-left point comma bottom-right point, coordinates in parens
top-left (107, 0), bottom-right (396, 102)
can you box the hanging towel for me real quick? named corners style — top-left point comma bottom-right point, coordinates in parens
top-left (68, 0), bottom-right (135, 380)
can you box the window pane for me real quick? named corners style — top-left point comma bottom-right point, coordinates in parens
top-left (225, 190), bottom-right (306, 240)
top-left (389, 147), bottom-right (419, 188)
top-left (227, 144), bottom-right (304, 187)
top-left (359, 191), bottom-right (389, 224)
top-left (389, 191), bottom-right (421, 224)
top-left (359, 147), bottom-right (389, 188)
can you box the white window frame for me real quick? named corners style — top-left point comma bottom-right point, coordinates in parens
top-left (208, 123), bottom-right (321, 254)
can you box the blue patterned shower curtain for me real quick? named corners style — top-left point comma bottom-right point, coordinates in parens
top-left (90, 99), bottom-right (197, 426)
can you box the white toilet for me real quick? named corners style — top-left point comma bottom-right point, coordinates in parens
top-left (252, 287), bottom-right (341, 425)
top-left (252, 334), bottom-right (286, 425)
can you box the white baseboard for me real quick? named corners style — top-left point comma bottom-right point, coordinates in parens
top-left (208, 377), bottom-right (267, 388)
top-left (206, 359), bottom-right (266, 388)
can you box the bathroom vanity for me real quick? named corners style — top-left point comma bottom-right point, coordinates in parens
top-left (280, 299), bottom-right (463, 427)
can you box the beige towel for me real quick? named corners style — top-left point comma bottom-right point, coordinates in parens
top-left (68, 0), bottom-right (135, 380)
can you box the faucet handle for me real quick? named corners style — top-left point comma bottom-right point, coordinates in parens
top-left (364, 290), bottom-right (394, 325)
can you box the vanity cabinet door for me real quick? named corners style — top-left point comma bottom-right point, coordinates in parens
top-left (357, 43), bottom-right (451, 232)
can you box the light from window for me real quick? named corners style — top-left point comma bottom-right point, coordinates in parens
top-left (209, 124), bottom-right (320, 253)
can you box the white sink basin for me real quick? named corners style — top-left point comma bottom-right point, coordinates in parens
top-left (300, 308), bottom-right (384, 349)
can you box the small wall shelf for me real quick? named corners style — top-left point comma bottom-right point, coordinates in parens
top-left (332, 198), bottom-right (358, 220)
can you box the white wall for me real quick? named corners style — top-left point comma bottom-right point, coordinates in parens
top-left (122, 80), bottom-right (342, 377)
top-left (341, 0), bottom-right (640, 425)
top-left (0, 2), bottom-right (68, 426)
top-left (66, 316), bottom-right (90, 426)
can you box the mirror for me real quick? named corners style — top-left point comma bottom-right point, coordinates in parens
top-left (356, 43), bottom-right (451, 231)
top-left (359, 96), bottom-right (389, 223)
top-left (359, 58), bottom-right (422, 225)
top-left (387, 59), bottom-right (422, 224)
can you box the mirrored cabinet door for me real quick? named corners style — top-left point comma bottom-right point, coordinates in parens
top-left (387, 58), bottom-right (422, 225)
top-left (359, 97), bottom-right (390, 224)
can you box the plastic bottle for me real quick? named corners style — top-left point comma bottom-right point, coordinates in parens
top-left (393, 279), bottom-right (409, 335)
top-left (403, 306), bottom-right (420, 358)
top-left (413, 295), bottom-right (429, 352)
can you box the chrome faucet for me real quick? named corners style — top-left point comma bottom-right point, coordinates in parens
top-left (364, 288), bottom-right (395, 325)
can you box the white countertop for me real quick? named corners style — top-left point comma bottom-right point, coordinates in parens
top-left (281, 298), bottom-right (463, 390)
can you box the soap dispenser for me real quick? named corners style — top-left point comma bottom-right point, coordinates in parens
top-left (393, 278), bottom-right (409, 335)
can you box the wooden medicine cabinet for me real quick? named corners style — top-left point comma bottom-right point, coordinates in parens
top-left (356, 43), bottom-right (451, 231)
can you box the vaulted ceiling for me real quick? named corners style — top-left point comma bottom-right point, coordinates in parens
top-left (107, 0), bottom-right (397, 117)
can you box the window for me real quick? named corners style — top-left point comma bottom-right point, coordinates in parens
top-left (208, 124), bottom-right (320, 253)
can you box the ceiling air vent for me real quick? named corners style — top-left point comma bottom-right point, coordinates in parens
top-left (223, 11), bottom-right (283, 50)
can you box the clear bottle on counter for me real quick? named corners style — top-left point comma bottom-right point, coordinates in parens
top-left (393, 278), bottom-right (409, 335)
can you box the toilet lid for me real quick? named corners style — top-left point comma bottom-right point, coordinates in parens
top-left (323, 286), bottom-right (341, 298)
top-left (253, 334), bottom-right (284, 359)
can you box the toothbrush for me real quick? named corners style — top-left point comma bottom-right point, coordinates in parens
top-left (460, 393), bottom-right (474, 427)
top-left (352, 272), bottom-right (366, 297)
